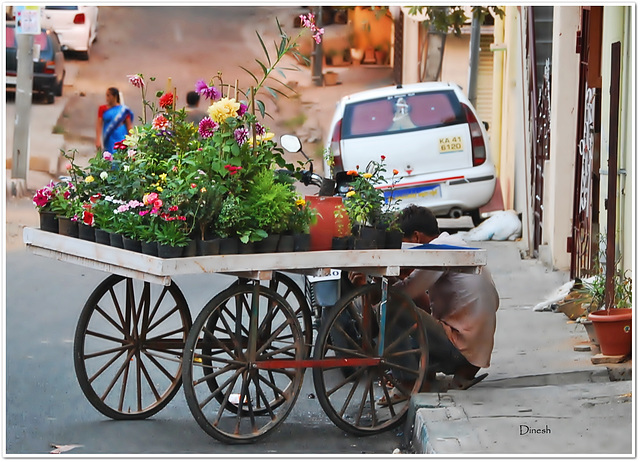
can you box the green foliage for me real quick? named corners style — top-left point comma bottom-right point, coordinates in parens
top-left (406, 6), bottom-right (505, 36)
top-left (585, 234), bottom-right (633, 310)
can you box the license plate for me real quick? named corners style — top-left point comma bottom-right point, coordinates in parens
top-left (385, 184), bottom-right (441, 201)
top-left (6, 76), bottom-right (17, 85)
top-left (439, 136), bottom-right (464, 153)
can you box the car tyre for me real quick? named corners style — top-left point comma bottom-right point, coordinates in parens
top-left (470, 209), bottom-right (483, 227)
top-left (55, 72), bottom-right (64, 96)
top-left (45, 90), bottom-right (55, 104)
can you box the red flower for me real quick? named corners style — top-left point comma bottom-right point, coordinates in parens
top-left (381, 155), bottom-right (386, 161)
top-left (347, 170), bottom-right (358, 176)
top-left (190, 183), bottom-right (197, 188)
top-left (82, 211), bottom-right (94, 226)
top-left (159, 92), bottom-right (174, 109)
top-left (153, 199), bottom-right (163, 209)
top-left (113, 141), bottom-right (127, 151)
top-left (168, 205), bottom-right (178, 212)
top-left (90, 194), bottom-right (101, 203)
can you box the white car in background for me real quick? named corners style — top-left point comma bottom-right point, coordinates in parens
top-left (40, 5), bottom-right (98, 60)
top-left (324, 82), bottom-right (496, 224)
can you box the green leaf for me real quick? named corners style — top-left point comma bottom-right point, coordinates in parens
top-left (240, 66), bottom-right (259, 84)
top-left (256, 31), bottom-right (271, 66)
top-left (256, 100), bottom-right (266, 117)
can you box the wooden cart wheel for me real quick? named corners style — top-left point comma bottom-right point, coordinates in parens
top-left (312, 283), bottom-right (428, 436)
top-left (231, 272), bottom-right (313, 356)
top-left (183, 283), bottom-right (304, 444)
top-left (73, 275), bottom-right (192, 420)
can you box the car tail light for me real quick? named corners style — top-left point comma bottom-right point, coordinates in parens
top-left (44, 61), bottom-right (56, 74)
top-left (73, 13), bottom-right (86, 24)
top-left (462, 104), bottom-right (487, 166)
top-left (330, 119), bottom-right (344, 173)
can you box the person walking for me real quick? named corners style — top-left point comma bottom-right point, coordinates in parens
top-left (96, 87), bottom-right (133, 153)
top-left (185, 90), bottom-right (207, 125)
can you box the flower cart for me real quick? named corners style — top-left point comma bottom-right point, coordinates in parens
top-left (23, 226), bottom-right (486, 444)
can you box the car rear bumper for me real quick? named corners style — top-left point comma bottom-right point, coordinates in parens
top-left (6, 73), bottom-right (57, 93)
top-left (55, 28), bottom-right (90, 51)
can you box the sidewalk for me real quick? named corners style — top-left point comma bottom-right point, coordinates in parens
top-left (405, 241), bottom-right (634, 455)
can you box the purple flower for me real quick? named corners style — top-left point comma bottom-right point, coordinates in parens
top-left (198, 117), bottom-right (219, 139)
top-left (255, 122), bottom-right (266, 136)
top-left (195, 79), bottom-right (221, 101)
top-left (234, 127), bottom-right (249, 145)
top-left (238, 102), bottom-right (248, 117)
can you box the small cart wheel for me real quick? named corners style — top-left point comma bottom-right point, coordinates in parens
top-left (183, 283), bottom-right (304, 444)
top-left (312, 283), bottom-right (428, 436)
top-left (230, 272), bottom-right (313, 356)
top-left (73, 275), bottom-right (192, 420)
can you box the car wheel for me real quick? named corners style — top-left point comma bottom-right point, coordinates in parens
top-left (80, 49), bottom-right (90, 61)
top-left (55, 73), bottom-right (64, 97)
top-left (470, 209), bottom-right (483, 227)
top-left (45, 91), bottom-right (55, 104)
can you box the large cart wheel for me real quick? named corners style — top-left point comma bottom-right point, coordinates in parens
top-left (312, 283), bottom-right (428, 436)
top-left (231, 273), bottom-right (313, 356)
top-left (183, 283), bottom-right (304, 444)
top-left (73, 275), bottom-right (192, 420)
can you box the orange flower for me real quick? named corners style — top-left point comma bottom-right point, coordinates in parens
top-left (393, 169), bottom-right (399, 175)
top-left (347, 170), bottom-right (358, 176)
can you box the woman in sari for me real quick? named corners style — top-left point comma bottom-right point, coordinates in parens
top-left (95, 87), bottom-right (133, 153)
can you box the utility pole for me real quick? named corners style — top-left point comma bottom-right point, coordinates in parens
top-left (311, 6), bottom-right (324, 87)
top-left (467, 9), bottom-right (481, 107)
top-left (12, 6), bottom-right (39, 181)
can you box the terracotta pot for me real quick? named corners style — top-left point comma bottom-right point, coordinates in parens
top-left (39, 211), bottom-right (58, 233)
top-left (324, 72), bottom-right (339, 86)
top-left (587, 308), bottom-right (632, 356)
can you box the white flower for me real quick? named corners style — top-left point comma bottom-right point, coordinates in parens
top-left (100, 171), bottom-right (108, 180)
top-left (123, 165), bottom-right (130, 172)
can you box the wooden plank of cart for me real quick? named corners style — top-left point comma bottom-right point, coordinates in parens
top-left (23, 227), bottom-right (486, 444)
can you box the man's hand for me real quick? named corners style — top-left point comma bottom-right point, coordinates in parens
top-left (347, 271), bottom-right (367, 287)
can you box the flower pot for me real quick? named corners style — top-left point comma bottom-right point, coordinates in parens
top-left (95, 229), bottom-right (111, 245)
top-left (293, 233), bottom-right (311, 252)
top-left (306, 196), bottom-right (350, 251)
top-left (183, 239), bottom-right (197, 257)
top-left (141, 241), bottom-right (159, 257)
top-left (332, 236), bottom-right (354, 250)
top-left (39, 211), bottom-right (58, 233)
top-left (581, 320), bottom-right (599, 346)
top-left (385, 230), bottom-right (404, 249)
top-left (197, 238), bottom-right (221, 256)
top-left (58, 217), bottom-right (79, 238)
top-left (255, 234), bottom-right (280, 254)
top-left (238, 241), bottom-right (255, 254)
top-left (277, 234), bottom-right (295, 252)
top-left (556, 298), bottom-right (588, 320)
top-left (587, 308), bottom-right (632, 356)
top-left (109, 232), bottom-right (124, 249)
top-left (122, 236), bottom-right (142, 253)
top-left (157, 243), bottom-right (184, 258)
top-left (353, 225), bottom-right (384, 249)
top-left (218, 237), bottom-right (239, 255)
top-left (78, 224), bottom-right (95, 242)
top-left (324, 71), bottom-right (339, 86)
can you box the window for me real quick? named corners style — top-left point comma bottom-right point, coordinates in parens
top-left (342, 90), bottom-right (463, 139)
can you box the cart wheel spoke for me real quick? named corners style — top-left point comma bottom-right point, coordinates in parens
top-left (183, 283), bottom-right (304, 444)
top-left (312, 283), bottom-right (428, 436)
top-left (74, 275), bottom-right (191, 420)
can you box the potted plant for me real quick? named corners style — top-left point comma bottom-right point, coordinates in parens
top-left (585, 241), bottom-right (633, 356)
top-left (33, 181), bottom-right (59, 233)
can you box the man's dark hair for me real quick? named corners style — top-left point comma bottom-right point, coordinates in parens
top-left (397, 205), bottom-right (440, 238)
top-left (186, 91), bottom-right (200, 106)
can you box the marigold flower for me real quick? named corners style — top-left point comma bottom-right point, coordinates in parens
top-left (347, 170), bottom-right (358, 176)
top-left (207, 97), bottom-right (240, 123)
top-left (198, 117), bottom-right (219, 138)
top-left (128, 74), bottom-right (144, 88)
top-left (393, 169), bottom-right (399, 175)
top-left (363, 173), bottom-right (373, 179)
top-left (295, 199), bottom-right (306, 207)
top-left (152, 114), bottom-right (169, 131)
top-left (346, 190), bottom-right (356, 197)
top-left (200, 187), bottom-right (207, 193)
top-left (156, 186), bottom-right (163, 192)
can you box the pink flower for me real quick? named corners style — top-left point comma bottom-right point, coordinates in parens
top-left (139, 210), bottom-right (149, 216)
top-left (198, 117), bottom-right (219, 139)
top-left (300, 13), bottom-right (324, 44)
top-left (172, 165), bottom-right (178, 172)
top-left (143, 192), bottom-right (158, 205)
top-left (152, 115), bottom-right (169, 131)
top-left (128, 74), bottom-right (144, 88)
top-left (195, 80), bottom-right (221, 100)
top-left (103, 151), bottom-right (113, 161)
top-left (153, 199), bottom-right (163, 209)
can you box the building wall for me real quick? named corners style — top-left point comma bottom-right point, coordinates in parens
top-left (540, 6), bottom-right (581, 271)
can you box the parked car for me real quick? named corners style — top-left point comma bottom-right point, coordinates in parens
top-left (5, 23), bottom-right (66, 104)
top-left (324, 82), bottom-right (496, 223)
top-left (39, 5), bottom-right (98, 60)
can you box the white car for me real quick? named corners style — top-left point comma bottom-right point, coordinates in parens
top-left (40, 5), bottom-right (98, 60)
top-left (324, 82), bottom-right (496, 223)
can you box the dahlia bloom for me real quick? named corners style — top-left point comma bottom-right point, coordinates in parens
top-left (198, 117), bottom-right (219, 138)
top-left (128, 74), bottom-right (144, 88)
top-left (152, 115), bottom-right (169, 131)
top-left (234, 127), bottom-right (249, 145)
top-left (207, 97), bottom-right (240, 123)
top-left (159, 92), bottom-right (174, 109)
top-left (195, 80), bottom-right (221, 100)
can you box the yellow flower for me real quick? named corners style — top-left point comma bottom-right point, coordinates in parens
top-left (85, 175), bottom-right (94, 183)
top-left (363, 173), bottom-right (373, 179)
top-left (207, 97), bottom-right (240, 123)
top-left (346, 190), bottom-right (356, 197)
top-left (200, 187), bottom-right (207, 193)
top-left (159, 173), bottom-right (167, 182)
top-left (295, 199), bottom-right (306, 207)
top-left (250, 132), bottom-right (276, 146)
top-left (156, 186), bottom-right (163, 192)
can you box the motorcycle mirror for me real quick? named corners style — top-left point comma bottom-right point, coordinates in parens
top-left (280, 134), bottom-right (302, 153)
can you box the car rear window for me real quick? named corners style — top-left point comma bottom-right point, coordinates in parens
top-left (45, 6), bottom-right (79, 10)
top-left (5, 28), bottom-right (49, 51)
top-left (342, 90), bottom-right (463, 138)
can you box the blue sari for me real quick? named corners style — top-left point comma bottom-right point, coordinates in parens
top-left (102, 104), bottom-right (133, 153)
